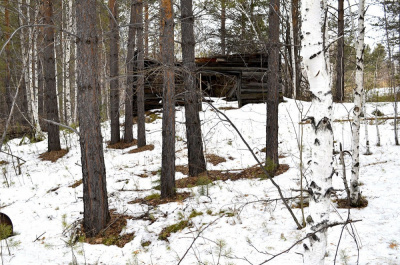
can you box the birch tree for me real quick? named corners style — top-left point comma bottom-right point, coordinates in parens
top-left (350, 0), bottom-right (366, 207)
top-left (63, 0), bottom-right (73, 125)
top-left (300, 0), bottom-right (334, 263)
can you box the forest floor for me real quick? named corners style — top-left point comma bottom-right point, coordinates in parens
top-left (0, 96), bottom-right (399, 264)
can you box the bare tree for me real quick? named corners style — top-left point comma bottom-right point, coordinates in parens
top-left (350, 0), bottom-right (366, 207)
top-left (266, 0), bottom-right (280, 171)
top-left (160, 0), bottom-right (176, 198)
top-left (76, 0), bottom-right (110, 236)
top-left (335, 0), bottom-right (345, 102)
top-left (124, 1), bottom-right (137, 143)
top-left (42, 0), bottom-right (61, 152)
top-left (137, 0), bottom-right (146, 147)
top-left (181, 0), bottom-right (207, 177)
top-left (300, 0), bottom-right (334, 263)
top-left (109, 0), bottom-right (120, 145)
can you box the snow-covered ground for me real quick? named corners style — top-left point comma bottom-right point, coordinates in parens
top-left (0, 97), bottom-right (399, 265)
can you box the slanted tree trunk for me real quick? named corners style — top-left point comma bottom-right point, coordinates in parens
top-left (109, 0), bottom-right (120, 145)
top-left (76, 0), bottom-right (110, 237)
top-left (160, 0), bottom-right (176, 198)
top-left (350, 0), bottom-right (366, 207)
top-left (181, 0), bottom-right (207, 177)
top-left (136, 0), bottom-right (146, 147)
top-left (335, 0), bottom-right (345, 102)
top-left (124, 1), bottom-right (137, 143)
top-left (42, 0), bottom-right (61, 152)
top-left (266, 0), bottom-right (280, 171)
top-left (301, 1), bottom-right (334, 264)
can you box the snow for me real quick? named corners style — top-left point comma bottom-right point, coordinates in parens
top-left (0, 97), bottom-right (399, 264)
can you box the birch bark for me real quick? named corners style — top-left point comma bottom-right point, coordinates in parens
top-left (301, 0), bottom-right (334, 264)
top-left (350, 0), bottom-right (365, 207)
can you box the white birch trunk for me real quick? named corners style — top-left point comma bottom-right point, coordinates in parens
top-left (350, 0), bottom-right (365, 206)
top-left (301, 1), bottom-right (333, 264)
top-left (64, 0), bottom-right (73, 125)
top-left (373, 63), bottom-right (381, 146)
top-left (363, 88), bottom-right (371, 155)
top-left (18, 0), bottom-right (42, 136)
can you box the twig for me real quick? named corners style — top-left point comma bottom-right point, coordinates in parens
top-left (41, 118), bottom-right (80, 135)
top-left (258, 220), bottom-right (362, 264)
top-left (177, 216), bottom-right (223, 265)
top-left (33, 232), bottom-right (46, 242)
top-left (205, 101), bottom-right (303, 229)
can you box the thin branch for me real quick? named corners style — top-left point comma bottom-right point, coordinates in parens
top-left (205, 100), bottom-right (302, 230)
top-left (41, 119), bottom-right (80, 135)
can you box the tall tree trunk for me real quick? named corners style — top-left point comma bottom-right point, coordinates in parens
top-left (160, 0), bottom-right (176, 199)
top-left (109, 0), bottom-right (120, 145)
top-left (266, 0), bottom-right (280, 171)
top-left (144, 2), bottom-right (149, 58)
top-left (4, 0), bottom-right (12, 118)
top-left (76, 0), bottom-right (110, 237)
top-left (124, 1), bottom-right (137, 143)
top-left (42, 0), bottom-right (61, 152)
top-left (291, 0), bottom-right (301, 99)
top-left (221, 0), bottom-right (226, 56)
top-left (181, 0), bottom-right (207, 177)
top-left (64, 0), bottom-right (73, 125)
top-left (301, 0), bottom-right (334, 264)
top-left (383, 3), bottom-right (399, 145)
top-left (350, 0), bottom-right (365, 207)
top-left (136, 0), bottom-right (146, 147)
top-left (335, 0), bottom-right (344, 102)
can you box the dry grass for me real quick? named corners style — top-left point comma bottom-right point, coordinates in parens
top-left (176, 164), bottom-right (289, 188)
top-left (336, 197), bottom-right (369, 209)
top-left (84, 211), bottom-right (134, 248)
top-left (128, 144), bottom-right (155, 154)
top-left (107, 140), bottom-right (137, 149)
top-left (206, 154), bottom-right (227, 166)
top-left (128, 192), bottom-right (191, 207)
top-left (39, 149), bottom-right (68, 162)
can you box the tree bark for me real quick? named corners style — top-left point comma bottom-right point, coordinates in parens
top-left (136, 0), bottom-right (146, 147)
top-left (181, 0), bottom-right (207, 177)
top-left (350, 0), bottom-right (366, 207)
top-left (335, 0), bottom-right (345, 102)
top-left (42, 0), bottom-right (61, 152)
top-left (144, 2), bottom-right (149, 58)
top-left (124, 1), bottom-right (137, 143)
top-left (160, 0), bottom-right (176, 198)
top-left (76, 0), bottom-right (110, 237)
top-left (301, 0), bottom-right (334, 264)
top-left (109, 0), bottom-right (120, 145)
top-left (266, 0), bottom-right (280, 170)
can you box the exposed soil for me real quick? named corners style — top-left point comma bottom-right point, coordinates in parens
top-left (175, 165), bottom-right (189, 175)
top-left (206, 154), bottom-right (227, 166)
top-left (176, 164), bottom-right (289, 188)
top-left (107, 140), bottom-right (137, 149)
top-left (336, 197), bottom-right (369, 209)
top-left (83, 211), bottom-right (135, 248)
top-left (219, 106), bottom-right (238, 110)
top-left (39, 149), bottom-right (68, 162)
top-left (128, 192), bottom-right (191, 207)
top-left (128, 144), bottom-right (155, 154)
top-left (0, 160), bottom-right (9, 165)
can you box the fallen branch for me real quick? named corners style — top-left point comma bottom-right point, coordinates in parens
top-left (41, 118), bottom-right (80, 135)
